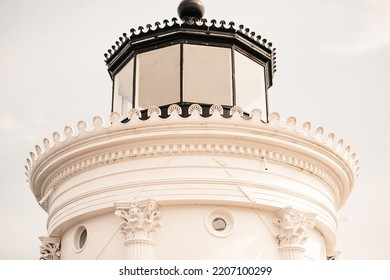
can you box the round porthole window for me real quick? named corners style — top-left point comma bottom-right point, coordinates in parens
top-left (205, 209), bottom-right (234, 238)
top-left (74, 226), bottom-right (88, 252)
top-left (212, 217), bottom-right (227, 231)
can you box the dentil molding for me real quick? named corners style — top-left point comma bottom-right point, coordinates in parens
top-left (26, 104), bottom-right (358, 211)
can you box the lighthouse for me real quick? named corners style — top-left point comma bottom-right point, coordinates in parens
top-left (26, 0), bottom-right (358, 260)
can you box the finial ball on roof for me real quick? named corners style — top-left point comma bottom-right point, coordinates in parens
top-left (177, 0), bottom-right (205, 19)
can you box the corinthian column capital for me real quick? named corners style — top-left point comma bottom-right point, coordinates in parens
top-left (39, 236), bottom-right (61, 260)
top-left (115, 199), bottom-right (161, 244)
top-left (273, 207), bottom-right (316, 247)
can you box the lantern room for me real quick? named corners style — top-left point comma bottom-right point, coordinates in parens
top-left (105, 1), bottom-right (276, 121)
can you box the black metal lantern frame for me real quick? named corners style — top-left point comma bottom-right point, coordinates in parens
top-left (105, 18), bottom-right (276, 122)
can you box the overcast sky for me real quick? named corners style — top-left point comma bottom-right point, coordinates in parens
top-left (0, 0), bottom-right (389, 259)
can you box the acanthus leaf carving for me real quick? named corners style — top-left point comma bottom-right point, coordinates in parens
top-left (115, 200), bottom-right (161, 242)
top-left (273, 207), bottom-right (315, 247)
top-left (39, 236), bottom-right (61, 260)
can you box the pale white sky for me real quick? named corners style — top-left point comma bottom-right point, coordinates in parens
top-left (0, 0), bottom-right (389, 259)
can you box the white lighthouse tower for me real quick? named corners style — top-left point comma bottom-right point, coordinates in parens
top-left (27, 0), bottom-right (358, 260)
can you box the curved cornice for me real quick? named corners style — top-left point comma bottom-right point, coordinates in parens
top-left (26, 104), bottom-right (359, 211)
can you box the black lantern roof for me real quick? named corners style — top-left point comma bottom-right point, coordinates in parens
top-left (104, 17), bottom-right (276, 87)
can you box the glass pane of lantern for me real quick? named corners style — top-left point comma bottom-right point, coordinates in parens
top-left (234, 50), bottom-right (267, 120)
top-left (183, 45), bottom-right (232, 105)
top-left (113, 58), bottom-right (134, 116)
top-left (136, 44), bottom-right (180, 109)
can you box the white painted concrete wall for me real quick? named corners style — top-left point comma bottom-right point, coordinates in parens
top-left (29, 106), bottom-right (358, 260)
